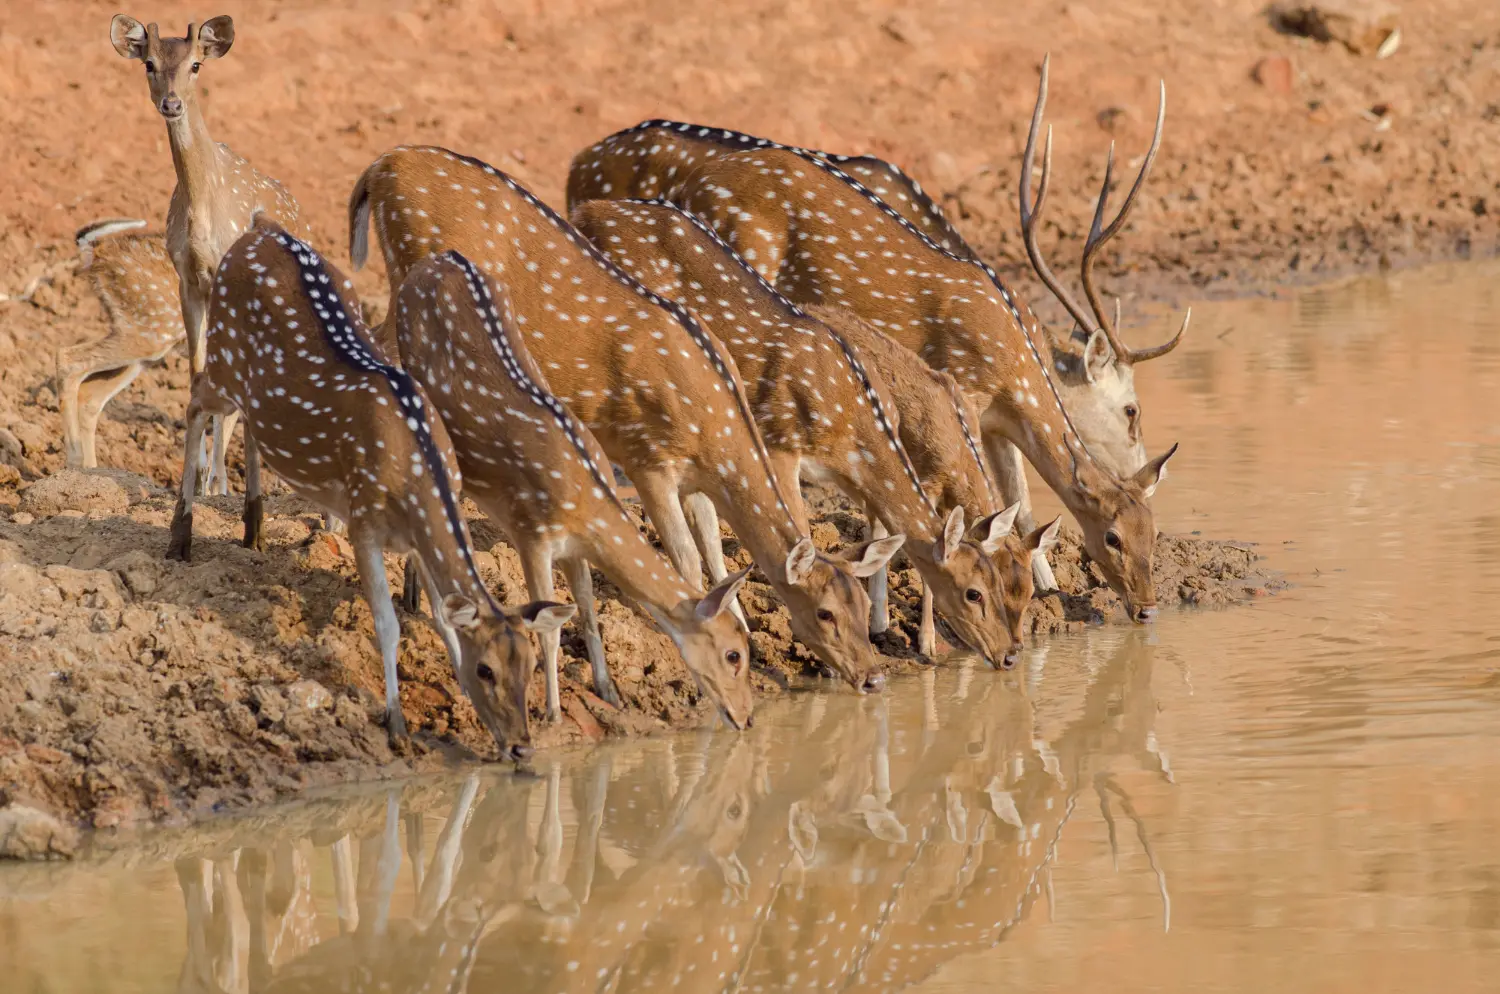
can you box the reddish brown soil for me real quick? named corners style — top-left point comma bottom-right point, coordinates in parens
top-left (13, 0), bottom-right (1486, 845)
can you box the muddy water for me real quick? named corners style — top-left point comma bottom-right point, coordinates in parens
top-left (3, 260), bottom-right (1499, 992)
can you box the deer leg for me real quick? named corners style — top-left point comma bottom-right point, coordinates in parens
top-left (329, 835), bottom-right (359, 935)
top-left (56, 349), bottom-right (91, 469)
top-left (568, 754), bottom-right (611, 904)
top-left (867, 508), bottom-right (891, 635)
top-left (400, 552), bottom-right (423, 614)
top-left (919, 585), bottom-right (937, 657)
top-left (414, 773), bottom-right (481, 929)
top-left (986, 433), bottom-right (1057, 592)
top-left (175, 857), bottom-right (215, 992)
top-left (519, 542), bottom-right (563, 723)
top-left (634, 469), bottom-right (704, 589)
top-left (76, 362), bottom-right (144, 470)
top-left (167, 393), bottom-right (213, 562)
top-left (561, 555), bottom-right (620, 708)
top-left (179, 282), bottom-right (220, 499)
top-left (242, 432), bottom-right (265, 551)
top-left (236, 848), bottom-right (273, 994)
top-left (207, 409), bottom-right (241, 497)
top-left (351, 528), bottom-right (408, 745)
top-left (683, 490), bottom-right (749, 630)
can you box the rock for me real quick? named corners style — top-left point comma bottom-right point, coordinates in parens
top-left (107, 549), bottom-right (161, 599)
top-left (564, 697), bottom-right (605, 741)
top-left (1252, 55), bottom-right (1295, 94)
top-left (0, 427), bottom-right (23, 467)
top-left (24, 744), bottom-right (66, 764)
top-left (0, 804), bottom-right (78, 860)
top-left (19, 470), bottom-right (129, 517)
top-left (6, 421), bottom-right (48, 459)
top-left (285, 679), bottom-right (334, 711)
top-left (9, 512), bottom-right (34, 525)
top-left (1274, 2), bottom-right (1400, 56)
top-left (300, 530), bottom-right (354, 570)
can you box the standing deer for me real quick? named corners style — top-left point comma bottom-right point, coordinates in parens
top-left (58, 218), bottom-right (183, 468)
top-left (110, 13), bottom-right (310, 495)
top-left (571, 197), bottom-right (1026, 667)
top-left (391, 250), bottom-right (756, 726)
top-left (165, 216), bottom-right (572, 756)
top-left (804, 302), bottom-right (1063, 654)
top-left (348, 146), bottom-right (903, 692)
top-left (566, 58), bottom-right (1186, 611)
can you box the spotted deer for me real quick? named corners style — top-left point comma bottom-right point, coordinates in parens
top-left (110, 13), bottom-right (310, 495)
top-left (165, 216), bottom-right (573, 757)
top-left (391, 250), bottom-right (755, 726)
top-left (804, 303), bottom-right (1063, 657)
top-left (571, 198), bottom-right (1027, 668)
top-left (349, 145), bottom-right (903, 692)
top-left (57, 219), bottom-right (183, 468)
top-left (567, 62), bottom-right (1184, 619)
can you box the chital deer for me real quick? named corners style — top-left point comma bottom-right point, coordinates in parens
top-left (58, 218), bottom-right (183, 468)
top-left (165, 216), bottom-right (573, 756)
top-left (567, 61), bottom-right (1185, 613)
top-left (570, 198), bottom-right (1027, 668)
top-left (349, 145), bottom-right (903, 692)
top-left (110, 13), bottom-right (310, 495)
top-left (391, 250), bottom-right (755, 725)
top-left (804, 303), bottom-right (1063, 657)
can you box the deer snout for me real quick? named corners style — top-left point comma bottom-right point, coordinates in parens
top-left (1132, 604), bottom-right (1158, 625)
top-left (159, 94), bottom-right (184, 118)
top-left (861, 670), bottom-right (886, 694)
top-left (1001, 643), bottom-right (1023, 669)
top-left (507, 741), bottom-right (534, 763)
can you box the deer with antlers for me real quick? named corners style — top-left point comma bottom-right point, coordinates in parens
top-left (348, 145), bottom-right (904, 693)
top-left (57, 218), bottom-right (182, 468)
top-left (567, 59), bottom-right (1185, 618)
top-left (390, 250), bottom-right (756, 726)
top-left (110, 13), bottom-right (310, 495)
top-left (165, 216), bottom-right (573, 756)
top-left (570, 197), bottom-right (1032, 667)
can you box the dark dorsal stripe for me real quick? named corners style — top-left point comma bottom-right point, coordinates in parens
top-left (440, 251), bottom-right (633, 520)
top-left (268, 228), bottom-right (494, 608)
top-left (411, 146), bottom-right (803, 530)
top-left (620, 198), bottom-right (938, 522)
top-left (600, 121), bottom-right (1097, 470)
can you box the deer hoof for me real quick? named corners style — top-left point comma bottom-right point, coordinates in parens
top-left (386, 709), bottom-right (411, 752)
top-left (594, 681), bottom-right (623, 709)
top-left (166, 507), bottom-right (193, 562)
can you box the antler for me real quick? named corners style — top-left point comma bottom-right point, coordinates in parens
top-left (1019, 55), bottom-right (1102, 341)
top-left (1020, 56), bottom-right (1189, 365)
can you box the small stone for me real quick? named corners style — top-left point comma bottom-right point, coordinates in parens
top-left (24, 744), bottom-right (67, 764)
top-left (1274, 2), bottom-right (1400, 56)
top-left (0, 427), bottom-right (23, 468)
top-left (0, 804), bottom-right (78, 860)
top-left (9, 512), bottom-right (33, 525)
top-left (285, 679), bottom-right (334, 711)
top-left (19, 470), bottom-right (129, 517)
top-left (564, 697), bottom-right (604, 741)
top-left (1252, 55), bottom-right (1295, 95)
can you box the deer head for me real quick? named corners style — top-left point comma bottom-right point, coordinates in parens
top-left (784, 536), bottom-right (905, 692)
top-left (1071, 443), bottom-right (1177, 623)
top-left (648, 567), bottom-right (757, 730)
top-left (1019, 54), bottom-right (1190, 478)
top-left (444, 595), bottom-right (575, 761)
top-left (110, 14), bottom-right (234, 121)
top-left (975, 510), bottom-right (1062, 662)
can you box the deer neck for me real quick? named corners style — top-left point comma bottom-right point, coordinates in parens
top-left (164, 102), bottom-right (224, 223)
top-left (396, 482), bottom-right (490, 607)
top-left (582, 519), bottom-right (698, 612)
top-left (702, 475), bottom-right (804, 586)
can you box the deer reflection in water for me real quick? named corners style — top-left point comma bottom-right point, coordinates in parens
top-left (163, 633), bottom-right (1174, 993)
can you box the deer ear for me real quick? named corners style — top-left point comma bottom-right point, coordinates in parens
top-left (697, 567), bottom-right (752, 621)
top-left (1026, 515), bottom-right (1063, 553)
top-left (785, 538), bottom-right (818, 586)
top-left (973, 501), bottom-right (1022, 556)
top-left (1083, 327), bottom-right (1115, 383)
top-left (1131, 442), bottom-right (1178, 499)
top-left (196, 15), bottom-right (235, 59)
top-left (844, 534), bottom-right (906, 578)
top-left (518, 600), bottom-right (576, 634)
top-left (439, 594), bottom-right (481, 631)
top-left (933, 507), bottom-right (965, 565)
top-left (110, 14), bottom-right (148, 59)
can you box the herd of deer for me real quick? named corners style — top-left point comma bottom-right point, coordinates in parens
top-left (60, 14), bottom-right (1188, 763)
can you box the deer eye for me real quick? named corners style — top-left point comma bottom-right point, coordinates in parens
top-left (1105, 531), bottom-right (1123, 551)
top-left (145, 61), bottom-right (156, 73)
top-left (726, 650), bottom-right (742, 666)
top-left (475, 663), bottom-right (495, 682)
top-left (816, 609), bottom-right (835, 623)
top-left (1124, 405), bottom-right (1139, 421)
top-left (191, 62), bottom-right (202, 73)
top-left (965, 589), bottom-right (983, 603)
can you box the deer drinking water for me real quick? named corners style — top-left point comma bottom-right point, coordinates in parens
top-left (567, 59), bottom-right (1184, 620)
top-left (571, 197), bottom-right (1030, 667)
top-left (57, 218), bottom-right (182, 468)
top-left (110, 13), bottom-right (310, 495)
top-left (165, 216), bottom-right (573, 756)
top-left (348, 145), bottom-right (902, 692)
top-left (391, 250), bottom-right (756, 726)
